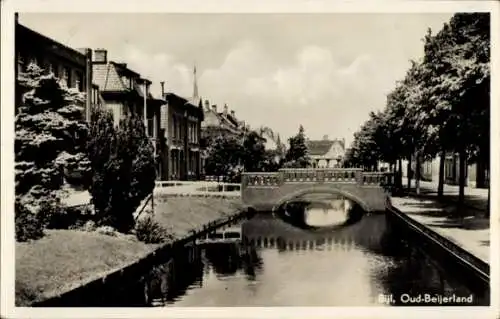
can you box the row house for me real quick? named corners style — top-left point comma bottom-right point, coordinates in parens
top-left (91, 49), bottom-right (164, 177)
top-left (15, 15), bottom-right (101, 119)
top-left (306, 136), bottom-right (346, 168)
top-left (160, 89), bottom-right (204, 181)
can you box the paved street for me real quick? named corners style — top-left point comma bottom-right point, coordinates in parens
top-left (402, 177), bottom-right (489, 211)
top-left (392, 179), bottom-right (490, 264)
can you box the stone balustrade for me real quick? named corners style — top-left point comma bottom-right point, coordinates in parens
top-left (243, 172), bottom-right (282, 187)
top-left (242, 168), bottom-right (393, 188)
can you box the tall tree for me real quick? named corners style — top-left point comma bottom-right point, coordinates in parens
top-left (87, 110), bottom-right (156, 233)
top-left (204, 134), bottom-right (243, 177)
top-left (15, 64), bottom-right (90, 211)
top-left (242, 131), bottom-right (266, 172)
top-left (421, 13), bottom-right (490, 205)
top-left (284, 125), bottom-right (310, 168)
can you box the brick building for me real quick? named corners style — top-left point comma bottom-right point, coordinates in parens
top-left (15, 15), bottom-right (99, 119)
top-left (159, 92), bottom-right (204, 180)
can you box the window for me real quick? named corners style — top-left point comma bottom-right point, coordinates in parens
top-left (172, 117), bottom-right (177, 139)
top-left (62, 67), bottom-right (71, 87)
top-left (17, 53), bottom-right (25, 73)
top-left (52, 63), bottom-right (59, 78)
top-left (188, 123), bottom-right (192, 143)
top-left (147, 118), bottom-right (154, 137)
top-left (75, 71), bottom-right (84, 92)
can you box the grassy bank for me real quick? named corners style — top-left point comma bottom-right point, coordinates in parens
top-left (16, 196), bottom-right (242, 306)
top-left (151, 196), bottom-right (243, 237)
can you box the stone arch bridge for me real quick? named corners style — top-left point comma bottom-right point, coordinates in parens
top-left (241, 168), bottom-right (394, 213)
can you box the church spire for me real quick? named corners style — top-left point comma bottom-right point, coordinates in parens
top-left (193, 65), bottom-right (199, 103)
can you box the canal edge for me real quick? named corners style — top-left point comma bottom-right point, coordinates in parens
top-left (387, 205), bottom-right (490, 285)
top-left (30, 206), bottom-right (252, 307)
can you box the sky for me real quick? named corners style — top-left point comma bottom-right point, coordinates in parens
top-left (19, 13), bottom-right (454, 146)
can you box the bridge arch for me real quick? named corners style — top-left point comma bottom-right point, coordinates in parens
top-left (271, 185), bottom-right (373, 213)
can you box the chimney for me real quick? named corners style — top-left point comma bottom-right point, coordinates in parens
top-left (211, 104), bottom-right (217, 112)
top-left (230, 110), bottom-right (235, 118)
top-left (323, 135), bottom-right (329, 140)
top-left (94, 49), bottom-right (107, 63)
top-left (223, 104), bottom-right (228, 116)
top-left (160, 81), bottom-right (165, 98)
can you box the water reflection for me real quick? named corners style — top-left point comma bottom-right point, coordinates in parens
top-left (135, 212), bottom-right (487, 307)
top-left (276, 193), bottom-right (364, 229)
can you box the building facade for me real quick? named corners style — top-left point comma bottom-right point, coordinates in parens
top-left (159, 93), bottom-right (204, 180)
top-left (403, 153), bottom-right (489, 188)
top-left (201, 102), bottom-right (248, 140)
top-left (92, 49), bottom-right (164, 177)
top-left (306, 136), bottom-right (345, 168)
top-left (15, 16), bottom-right (99, 120)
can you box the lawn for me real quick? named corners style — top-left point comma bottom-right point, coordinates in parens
top-left (15, 229), bottom-right (157, 306)
top-left (151, 196), bottom-right (243, 237)
top-left (15, 196), bottom-right (243, 306)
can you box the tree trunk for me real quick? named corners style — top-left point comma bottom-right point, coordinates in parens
top-left (407, 153), bottom-right (412, 191)
top-left (458, 148), bottom-right (466, 207)
top-left (476, 157), bottom-right (486, 189)
top-left (415, 151), bottom-right (421, 195)
top-left (398, 158), bottom-right (403, 188)
top-left (438, 150), bottom-right (445, 197)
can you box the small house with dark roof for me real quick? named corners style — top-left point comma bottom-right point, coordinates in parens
top-left (306, 135), bottom-right (345, 168)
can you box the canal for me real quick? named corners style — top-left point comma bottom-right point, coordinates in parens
top-left (140, 194), bottom-right (489, 307)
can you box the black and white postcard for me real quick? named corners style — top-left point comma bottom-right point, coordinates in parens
top-left (1, 1), bottom-right (499, 318)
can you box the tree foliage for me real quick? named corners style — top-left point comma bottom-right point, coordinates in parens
top-left (283, 125), bottom-right (310, 168)
top-left (87, 109), bottom-right (156, 233)
top-left (15, 64), bottom-right (90, 211)
top-left (345, 13), bottom-right (490, 204)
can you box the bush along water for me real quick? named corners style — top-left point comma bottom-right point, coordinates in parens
top-left (135, 216), bottom-right (173, 244)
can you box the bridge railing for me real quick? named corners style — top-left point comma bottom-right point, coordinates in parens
top-left (242, 168), bottom-right (395, 188)
top-left (279, 168), bottom-right (362, 183)
top-left (360, 172), bottom-right (395, 186)
top-left (242, 172), bottom-right (282, 187)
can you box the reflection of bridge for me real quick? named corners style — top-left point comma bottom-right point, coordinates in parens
top-left (196, 225), bottom-right (242, 244)
top-left (242, 168), bottom-right (394, 213)
top-left (244, 235), bottom-right (378, 251)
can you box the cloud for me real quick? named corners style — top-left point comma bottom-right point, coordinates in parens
top-left (118, 45), bottom-right (193, 98)
top-left (107, 40), bottom-right (401, 146)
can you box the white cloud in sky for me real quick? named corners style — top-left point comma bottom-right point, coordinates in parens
top-left (18, 12), bottom-right (454, 146)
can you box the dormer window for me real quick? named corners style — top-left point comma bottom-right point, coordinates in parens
top-left (121, 76), bottom-right (130, 88)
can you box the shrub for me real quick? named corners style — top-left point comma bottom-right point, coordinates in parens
top-left (87, 110), bottom-right (156, 233)
top-left (40, 204), bottom-right (90, 230)
top-left (15, 64), bottom-right (90, 209)
top-left (95, 225), bottom-right (117, 236)
top-left (15, 201), bottom-right (44, 242)
top-left (135, 216), bottom-right (171, 244)
top-left (81, 220), bottom-right (97, 232)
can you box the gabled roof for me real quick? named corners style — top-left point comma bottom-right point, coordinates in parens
top-left (93, 62), bottom-right (156, 100)
top-left (92, 63), bottom-right (127, 91)
top-left (306, 139), bottom-right (345, 156)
